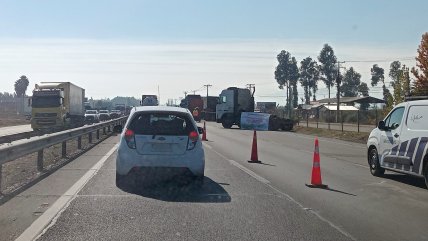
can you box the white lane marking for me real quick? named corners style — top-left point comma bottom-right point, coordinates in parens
top-left (352, 163), bottom-right (369, 169)
top-left (265, 184), bottom-right (356, 240)
top-left (228, 160), bottom-right (270, 184)
top-left (205, 141), bottom-right (356, 241)
top-left (205, 143), bottom-right (270, 184)
top-left (202, 142), bottom-right (212, 149)
top-left (15, 144), bottom-right (118, 241)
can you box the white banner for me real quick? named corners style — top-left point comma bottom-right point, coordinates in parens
top-left (240, 112), bottom-right (270, 131)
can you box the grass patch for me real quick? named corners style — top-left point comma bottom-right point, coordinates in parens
top-left (294, 126), bottom-right (369, 144)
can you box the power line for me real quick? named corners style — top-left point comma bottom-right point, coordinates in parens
top-left (343, 57), bottom-right (415, 63)
top-left (203, 84), bottom-right (212, 97)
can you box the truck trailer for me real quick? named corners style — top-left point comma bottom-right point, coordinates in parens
top-left (180, 95), bottom-right (203, 122)
top-left (31, 82), bottom-right (85, 131)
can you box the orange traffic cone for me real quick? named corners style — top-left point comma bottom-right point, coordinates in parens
top-left (248, 130), bottom-right (261, 163)
top-left (306, 137), bottom-right (328, 188)
top-left (202, 121), bottom-right (207, 141)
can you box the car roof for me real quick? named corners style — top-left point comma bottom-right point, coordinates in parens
top-left (133, 106), bottom-right (190, 114)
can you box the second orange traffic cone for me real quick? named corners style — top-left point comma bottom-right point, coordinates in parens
top-left (202, 121), bottom-right (207, 141)
top-left (248, 130), bottom-right (261, 163)
top-left (306, 137), bottom-right (328, 188)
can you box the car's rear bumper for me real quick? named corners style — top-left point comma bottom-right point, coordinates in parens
top-left (116, 141), bottom-right (205, 176)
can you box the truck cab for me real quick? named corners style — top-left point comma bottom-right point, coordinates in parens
top-left (367, 99), bottom-right (428, 188)
top-left (216, 87), bottom-right (254, 128)
top-left (180, 95), bottom-right (203, 122)
top-left (31, 82), bottom-right (85, 131)
top-left (141, 95), bottom-right (158, 106)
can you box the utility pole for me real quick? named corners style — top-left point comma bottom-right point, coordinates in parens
top-left (246, 84), bottom-right (255, 95)
top-left (336, 61), bottom-right (345, 122)
top-left (204, 84), bottom-right (212, 98)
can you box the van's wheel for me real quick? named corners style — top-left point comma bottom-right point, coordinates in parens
top-left (423, 159), bottom-right (428, 189)
top-left (369, 148), bottom-right (385, 176)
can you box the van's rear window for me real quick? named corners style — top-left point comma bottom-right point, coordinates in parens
top-left (129, 112), bottom-right (195, 135)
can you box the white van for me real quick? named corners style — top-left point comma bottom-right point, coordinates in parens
top-left (367, 100), bottom-right (428, 188)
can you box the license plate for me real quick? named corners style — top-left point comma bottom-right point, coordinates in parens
top-left (151, 143), bottom-right (172, 152)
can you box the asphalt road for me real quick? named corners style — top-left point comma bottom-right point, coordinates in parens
top-left (0, 123), bottom-right (427, 241)
top-left (0, 125), bottom-right (32, 136)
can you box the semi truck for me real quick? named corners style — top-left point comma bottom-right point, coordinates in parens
top-left (141, 95), bottom-right (158, 106)
top-left (216, 87), bottom-right (293, 131)
top-left (202, 96), bottom-right (219, 121)
top-left (30, 82), bottom-right (85, 131)
top-left (180, 95), bottom-right (204, 122)
top-left (216, 87), bottom-right (254, 128)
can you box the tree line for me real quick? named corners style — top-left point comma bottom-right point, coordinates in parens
top-left (275, 32), bottom-right (428, 114)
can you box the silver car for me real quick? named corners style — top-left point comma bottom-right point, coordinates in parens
top-left (116, 106), bottom-right (205, 185)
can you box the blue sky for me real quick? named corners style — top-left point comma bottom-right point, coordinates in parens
top-left (0, 0), bottom-right (427, 103)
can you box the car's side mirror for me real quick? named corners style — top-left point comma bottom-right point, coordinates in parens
top-left (378, 120), bottom-right (386, 130)
top-left (197, 127), bottom-right (204, 134)
top-left (113, 125), bottom-right (123, 133)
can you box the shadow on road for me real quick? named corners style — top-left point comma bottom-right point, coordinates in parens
top-left (117, 174), bottom-right (232, 203)
top-left (305, 184), bottom-right (357, 196)
top-left (251, 161), bottom-right (276, 167)
top-left (382, 173), bottom-right (427, 190)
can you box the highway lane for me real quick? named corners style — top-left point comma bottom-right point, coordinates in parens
top-left (0, 135), bottom-right (350, 241)
top-left (35, 135), bottom-right (349, 241)
top-left (204, 122), bottom-right (428, 241)
top-left (0, 124), bottom-right (32, 136)
top-left (1, 124), bottom-right (427, 240)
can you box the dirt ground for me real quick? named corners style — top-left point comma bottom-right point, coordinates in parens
top-left (0, 113), bottom-right (30, 128)
top-left (0, 129), bottom-right (110, 196)
top-left (294, 126), bottom-right (369, 144)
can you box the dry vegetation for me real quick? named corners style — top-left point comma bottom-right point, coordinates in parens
top-left (294, 126), bottom-right (369, 144)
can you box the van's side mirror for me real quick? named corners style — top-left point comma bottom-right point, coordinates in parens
top-left (378, 120), bottom-right (386, 130)
top-left (197, 127), bottom-right (204, 134)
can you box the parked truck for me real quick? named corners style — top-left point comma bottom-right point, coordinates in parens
top-left (180, 95), bottom-right (204, 122)
top-left (216, 87), bottom-right (293, 131)
top-left (30, 82), bottom-right (85, 131)
top-left (202, 96), bottom-right (219, 121)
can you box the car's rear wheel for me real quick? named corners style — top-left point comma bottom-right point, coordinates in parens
top-left (369, 147), bottom-right (385, 176)
top-left (116, 173), bottom-right (124, 184)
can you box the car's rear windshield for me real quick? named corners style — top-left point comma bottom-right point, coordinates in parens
top-left (86, 110), bottom-right (97, 114)
top-left (129, 111), bottom-right (195, 136)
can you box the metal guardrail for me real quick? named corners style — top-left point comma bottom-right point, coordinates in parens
top-left (0, 116), bottom-right (127, 194)
top-left (0, 131), bottom-right (38, 144)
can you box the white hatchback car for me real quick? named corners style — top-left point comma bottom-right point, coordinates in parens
top-left (116, 106), bottom-right (205, 184)
top-left (367, 100), bottom-right (428, 188)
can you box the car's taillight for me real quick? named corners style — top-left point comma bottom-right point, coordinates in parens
top-left (124, 129), bottom-right (136, 149)
top-left (187, 130), bottom-right (199, 150)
